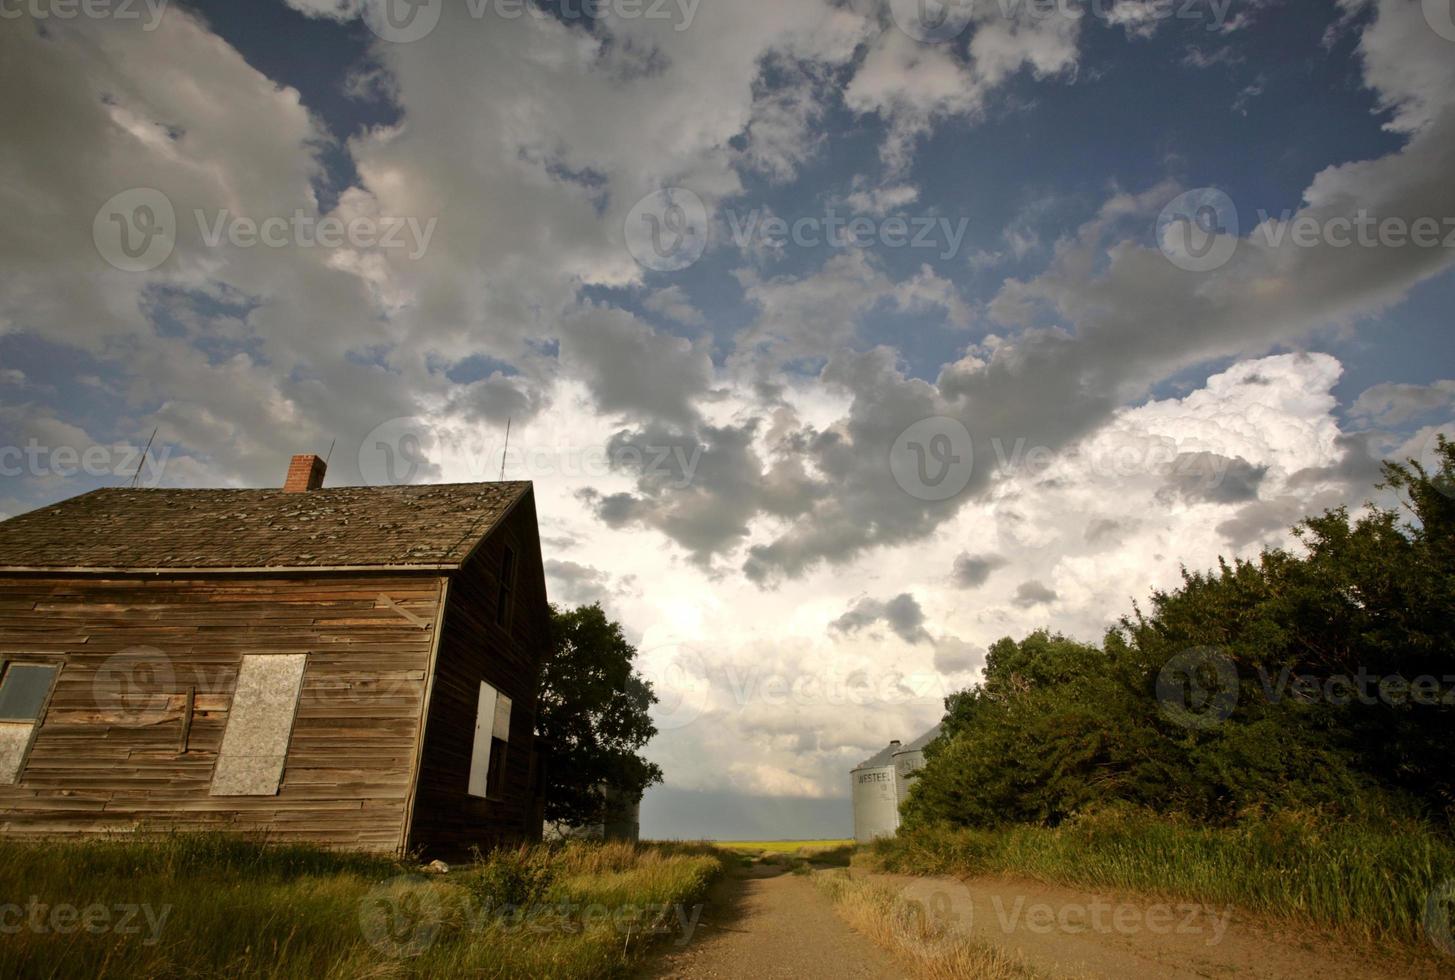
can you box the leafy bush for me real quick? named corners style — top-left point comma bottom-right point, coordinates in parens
top-left (904, 441), bottom-right (1455, 831)
top-left (462, 845), bottom-right (558, 910)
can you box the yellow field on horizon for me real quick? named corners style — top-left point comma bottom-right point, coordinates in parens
top-left (706, 839), bottom-right (853, 853)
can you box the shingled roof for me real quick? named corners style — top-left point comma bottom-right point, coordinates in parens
top-left (0, 482), bottom-right (532, 571)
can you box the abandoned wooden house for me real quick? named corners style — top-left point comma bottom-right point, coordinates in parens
top-left (0, 455), bottom-right (550, 856)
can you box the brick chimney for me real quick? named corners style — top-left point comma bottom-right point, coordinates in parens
top-left (283, 454), bottom-right (327, 493)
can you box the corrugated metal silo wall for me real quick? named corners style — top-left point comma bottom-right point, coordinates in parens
top-left (851, 765), bottom-right (900, 842)
top-left (892, 747), bottom-right (927, 805)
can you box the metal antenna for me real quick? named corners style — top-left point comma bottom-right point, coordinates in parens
top-left (131, 428), bottom-right (158, 488)
top-left (500, 418), bottom-right (512, 481)
top-left (324, 438), bottom-right (336, 465)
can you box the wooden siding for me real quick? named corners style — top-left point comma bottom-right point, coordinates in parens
top-left (0, 573), bottom-right (445, 852)
top-left (406, 491), bottom-right (550, 857)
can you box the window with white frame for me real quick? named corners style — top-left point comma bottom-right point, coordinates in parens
top-left (0, 662), bottom-right (59, 785)
top-left (468, 680), bottom-right (511, 800)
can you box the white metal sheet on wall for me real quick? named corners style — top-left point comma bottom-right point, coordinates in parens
top-left (211, 654), bottom-right (307, 797)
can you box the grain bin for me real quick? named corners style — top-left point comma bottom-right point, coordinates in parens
top-left (851, 740), bottom-right (902, 842)
top-left (891, 724), bottom-right (941, 805)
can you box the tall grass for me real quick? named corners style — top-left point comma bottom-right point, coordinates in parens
top-left (0, 834), bottom-right (726, 979)
top-left (863, 808), bottom-right (1455, 947)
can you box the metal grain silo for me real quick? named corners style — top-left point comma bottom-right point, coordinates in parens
top-left (892, 723), bottom-right (941, 805)
top-left (851, 740), bottom-right (902, 842)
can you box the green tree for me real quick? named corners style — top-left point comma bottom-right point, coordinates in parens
top-left (536, 603), bottom-right (664, 827)
top-left (905, 440), bottom-right (1455, 831)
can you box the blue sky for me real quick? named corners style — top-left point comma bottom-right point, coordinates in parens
top-left (2, 0), bottom-right (1453, 838)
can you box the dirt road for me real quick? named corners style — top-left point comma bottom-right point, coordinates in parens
top-left (641, 862), bottom-right (1453, 980)
top-left (640, 863), bottom-right (902, 980)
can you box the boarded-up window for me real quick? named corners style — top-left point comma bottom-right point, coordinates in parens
top-left (468, 681), bottom-right (512, 799)
top-left (0, 662), bottom-right (58, 785)
top-left (210, 655), bottom-right (307, 797)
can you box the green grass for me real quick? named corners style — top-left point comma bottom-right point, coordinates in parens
top-left (861, 807), bottom-right (1455, 949)
top-left (0, 834), bottom-right (726, 979)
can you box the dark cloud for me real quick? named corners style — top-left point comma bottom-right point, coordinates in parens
top-left (583, 420), bottom-right (821, 567)
top-left (1350, 380), bottom-right (1455, 427)
top-left (951, 552), bottom-right (1006, 588)
top-left (544, 559), bottom-right (610, 606)
top-left (559, 305), bottom-right (715, 428)
top-left (1158, 452), bottom-right (1267, 505)
top-left (830, 593), bottom-right (931, 645)
top-left (931, 635), bottom-right (981, 674)
top-left (1085, 517), bottom-right (1136, 546)
top-left (577, 489), bottom-right (644, 528)
top-left (1013, 580), bottom-right (1058, 607)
